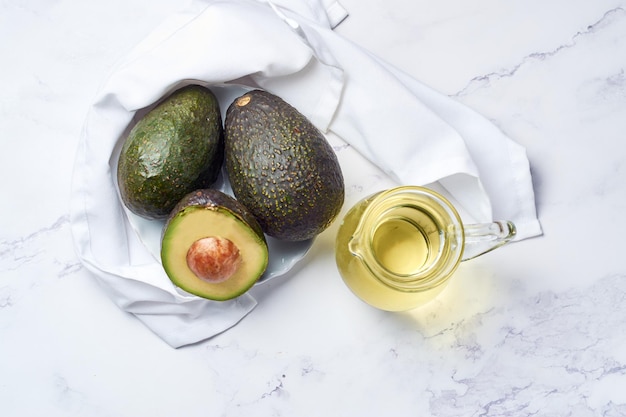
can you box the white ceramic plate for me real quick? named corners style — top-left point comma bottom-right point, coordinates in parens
top-left (123, 84), bottom-right (314, 285)
top-left (126, 168), bottom-right (314, 285)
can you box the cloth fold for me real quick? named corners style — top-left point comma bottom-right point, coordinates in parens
top-left (70, 0), bottom-right (542, 348)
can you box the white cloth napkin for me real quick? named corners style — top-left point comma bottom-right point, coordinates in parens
top-left (70, 0), bottom-right (542, 348)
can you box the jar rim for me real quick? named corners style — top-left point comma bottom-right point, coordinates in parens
top-left (351, 186), bottom-right (465, 292)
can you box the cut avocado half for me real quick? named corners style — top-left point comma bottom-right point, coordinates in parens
top-left (161, 189), bottom-right (269, 301)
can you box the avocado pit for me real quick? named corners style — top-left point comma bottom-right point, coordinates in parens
top-left (186, 236), bottom-right (242, 283)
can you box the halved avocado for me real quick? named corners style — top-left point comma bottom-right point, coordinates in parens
top-left (161, 189), bottom-right (269, 301)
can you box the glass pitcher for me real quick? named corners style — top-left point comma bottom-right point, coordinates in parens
top-left (335, 186), bottom-right (516, 311)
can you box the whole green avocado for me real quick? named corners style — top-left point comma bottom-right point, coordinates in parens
top-left (224, 89), bottom-right (344, 241)
top-left (117, 84), bottom-right (224, 219)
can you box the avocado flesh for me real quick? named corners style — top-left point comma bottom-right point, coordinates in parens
top-left (224, 90), bottom-right (345, 241)
top-left (161, 189), bottom-right (268, 301)
top-left (117, 84), bottom-right (224, 219)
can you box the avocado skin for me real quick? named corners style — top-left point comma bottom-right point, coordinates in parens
top-left (224, 90), bottom-right (344, 241)
top-left (117, 85), bottom-right (224, 219)
top-left (164, 189), bottom-right (266, 244)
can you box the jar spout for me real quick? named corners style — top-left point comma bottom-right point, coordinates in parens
top-left (348, 232), bottom-right (364, 259)
top-left (461, 221), bottom-right (516, 261)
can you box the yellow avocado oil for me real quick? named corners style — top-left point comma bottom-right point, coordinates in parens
top-left (335, 187), bottom-right (463, 311)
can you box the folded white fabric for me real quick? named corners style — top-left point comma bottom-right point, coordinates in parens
top-left (70, 0), bottom-right (542, 348)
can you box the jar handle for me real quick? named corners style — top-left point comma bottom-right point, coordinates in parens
top-left (461, 221), bottom-right (517, 261)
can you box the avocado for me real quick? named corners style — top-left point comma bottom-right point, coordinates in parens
top-left (161, 189), bottom-right (269, 301)
top-left (117, 84), bottom-right (224, 219)
top-left (224, 90), bottom-right (344, 241)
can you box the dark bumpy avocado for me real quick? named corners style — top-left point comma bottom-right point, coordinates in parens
top-left (161, 189), bottom-right (269, 301)
top-left (224, 90), bottom-right (345, 241)
top-left (117, 84), bottom-right (224, 219)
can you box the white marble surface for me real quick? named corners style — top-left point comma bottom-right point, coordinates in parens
top-left (2, 0), bottom-right (626, 415)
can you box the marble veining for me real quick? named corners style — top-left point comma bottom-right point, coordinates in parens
top-left (452, 7), bottom-right (626, 97)
top-left (2, 0), bottom-right (626, 416)
top-left (0, 215), bottom-right (82, 280)
top-left (424, 273), bottom-right (626, 415)
top-left (181, 273), bottom-right (626, 416)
